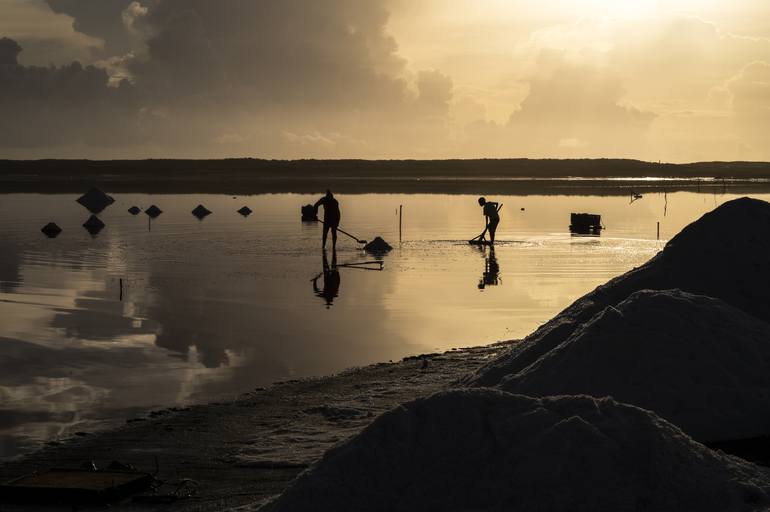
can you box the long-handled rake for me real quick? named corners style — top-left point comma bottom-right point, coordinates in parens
top-left (316, 219), bottom-right (367, 245)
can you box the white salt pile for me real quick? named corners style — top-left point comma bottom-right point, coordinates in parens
top-left (464, 197), bottom-right (770, 388)
top-left (496, 289), bottom-right (770, 442)
top-left (262, 390), bottom-right (770, 512)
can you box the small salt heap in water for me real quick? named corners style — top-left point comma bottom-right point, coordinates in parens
top-left (76, 187), bottom-right (114, 214)
top-left (363, 236), bottom-right (392, 254)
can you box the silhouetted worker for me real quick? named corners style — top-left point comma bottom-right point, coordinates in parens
top-left (312, 249), bottom-right (340, 308)
top-left (314, 190), bottom-right (341, 249)
top-left (478, 197), bottom-right (502, 244)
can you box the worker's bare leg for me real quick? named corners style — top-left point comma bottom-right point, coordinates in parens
top-left (331, 227), bottom-right (338, 250)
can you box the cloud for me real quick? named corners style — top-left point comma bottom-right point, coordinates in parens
top-left (121, 1), bottom-right (148, 35)
top-left (2, 1), bottom-right (770, 159)
top-left (506, 56), bottom-right (655, 156)
top-left (0, 0), bottom-right (103, 65)
top-left (0, 37), bottom-right (138, 150)
top-left (0, 1), bottom-right (459, 157)
top-left (416, 69), bottom-right (453, 116)
top-left (129, 1), bottom-right (410, 109)
top-left (45, 0), bottom-right (139, 58)
top-left (724, 61), bottom-right (770, 156)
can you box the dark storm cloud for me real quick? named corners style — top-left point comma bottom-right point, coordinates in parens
top-left (1, 1), bottom-right (436, 155)
top-left (0, 37), bottom-right (138, 148)
top-left (131, 0), bottom-right (408, 108)
top-left (45, 0), bottom-right (137, 57)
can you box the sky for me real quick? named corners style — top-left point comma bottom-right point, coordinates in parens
top-left (0, 0), bottom-right (769, 161)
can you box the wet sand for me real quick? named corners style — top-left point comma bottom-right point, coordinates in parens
top-left (0, 342), bottom-right (514, 511)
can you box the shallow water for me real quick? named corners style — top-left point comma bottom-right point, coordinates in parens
top-left (0, 189), bottom-right (766, 458)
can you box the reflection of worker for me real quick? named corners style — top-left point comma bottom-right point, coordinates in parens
top-left (314, 190), bottom-right (341, 250)
top-left (478, 246), bottom-right (501, 290)
top-left (312, 249), bottom-right (340, 308)
top-left (478, 197), bottom-right (502, 245)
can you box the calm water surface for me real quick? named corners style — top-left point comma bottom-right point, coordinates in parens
top-left (0, 189), bottom-right (764, 458)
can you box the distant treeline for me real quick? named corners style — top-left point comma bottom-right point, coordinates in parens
top-left (2, 158), bottom-right (770, 195)
top-left (3, 158), bottom-right (770, 178)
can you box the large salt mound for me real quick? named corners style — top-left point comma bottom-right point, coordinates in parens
top-left (497, 289), bottom-right (770, 442)
top-left (262, 390), bottom-right (770, 512)
top-left (464, 197), bottom-right (770, 388)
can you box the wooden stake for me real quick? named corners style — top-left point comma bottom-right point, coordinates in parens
top-left (399, 205), bottom-right (403, 242)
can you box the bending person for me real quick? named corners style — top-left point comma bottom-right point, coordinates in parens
top-left (314, 189), bottom-right (341, 249)
top-left (478, 197), bottom-right (502, 244)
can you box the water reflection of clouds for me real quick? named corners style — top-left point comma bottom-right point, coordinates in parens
top-left (0, 239), bottom-right (21, 293)
top-left (7, 191), bottom-right (749, 458)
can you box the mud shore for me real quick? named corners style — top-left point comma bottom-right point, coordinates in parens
top-left (0, 342), bottom-right (514, 511)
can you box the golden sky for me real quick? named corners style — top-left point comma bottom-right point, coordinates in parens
top-left (1, 0), bottom-right (769, 161)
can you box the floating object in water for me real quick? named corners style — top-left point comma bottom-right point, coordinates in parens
top-left (76, 188), bottom-right (114, 214)
top-left (41, 222), bottom-right (62, 238)
top-left (237, 206), bottom-right (252, 217)
top-left (569, 213), bottom-right (603, 235)
top-left (363, 237), bottom-right (392, 254)
top-left (128, 206), bottom-right (141, 215)
top-left (0, 467), bottom-right (154, 505)
top-left (521, 208), bottom-right (525, 211)
top-left (301, 204), bottom-right (318, 222)
top-left (145, 205), bottom-right (162, 218)
top-left (83, 215), bottom-right (105, 236)
top-left (191, 204), bottom-right (212, 219)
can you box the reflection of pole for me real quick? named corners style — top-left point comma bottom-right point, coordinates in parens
top-left (399, 205), bottom-right (403, 242)
top-left (119, 278), bottom-right (123, 301)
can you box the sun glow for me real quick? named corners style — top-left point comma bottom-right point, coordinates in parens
top-left (578, 0), bottom-right (660, 19)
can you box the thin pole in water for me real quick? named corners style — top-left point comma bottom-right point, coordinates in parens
top-left (119, 278), bottom-right (123, 301)
top-left (398, 205), bottom-right (402, 242)
top-left (657, 222), bottom-right (660, 240)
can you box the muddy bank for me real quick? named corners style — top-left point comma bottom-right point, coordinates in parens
top-left (0, 342), bottom-right (513, 511)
